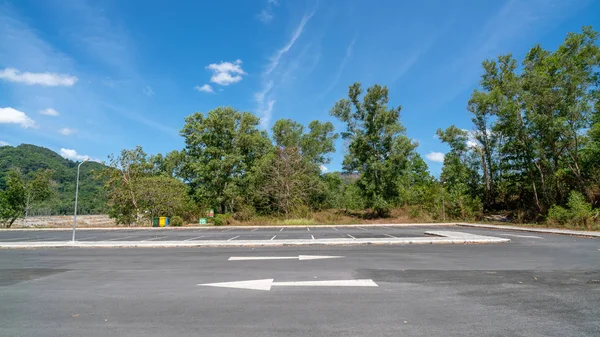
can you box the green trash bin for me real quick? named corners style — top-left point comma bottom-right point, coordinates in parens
top-left (152, 217), bottom-right (159, 227)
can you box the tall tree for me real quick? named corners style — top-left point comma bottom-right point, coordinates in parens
top-left (330, 83), bottom-right (417, 216)
top-left (180, 107), bottom-right (271, 214)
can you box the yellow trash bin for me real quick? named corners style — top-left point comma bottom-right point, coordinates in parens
top-left (159, 216), bottom-right (167, 227)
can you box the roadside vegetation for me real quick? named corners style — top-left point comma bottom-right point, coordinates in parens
top-left (1, 27), bottom-right (599, 230)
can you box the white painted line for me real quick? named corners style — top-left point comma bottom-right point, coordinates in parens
top-left (221, 228), bottom-right (233, 232)
top-left (270, 235), bottom-right (276, 240)
top-left (251, 229), bottom-right (258, 232)
top-left (227, 236), bottom-right (240, 241)
top-left (307, 228), bottom-right (310, 231)
top-left (279, 228), bottom-right (284, 232)
top-left (357, 227), bottom-right (368, 231)
top-left (383, 234), bottom-right (397, 238)
top-left (332, 227), bottom-right (339, 231)
top-left (499, 234), bottom-right (544, 239)
top-left (106, 236), bottom-right (134, 241)
top-left (198, 278), bottom-right (377, 291)
top-left (0, 237), bottom-right (29, 241)
top-left (184, 236), bottom-right (204, 241)
top-left (347, 234), bottom-right (356, 239)
top-left (142, 236), bottom-right (168, 241)
top-left (228, 255), bottom-right (343, 261)
top-left (311, 235), bottom-right (315, 240)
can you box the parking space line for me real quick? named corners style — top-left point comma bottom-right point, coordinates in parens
top-left (221, 228), bottom-right (233, 232)
top-left (311, 235), bottom-right (315, 240)
top-left (0, 237), bottom-right (29, 241)
top-left (347, 234), bottom-right (356, 239)
top-left (357, 227), bottom-right (368, 231)
top-left (307, 228), bottom-right (310, 231)
top-left (383, 234), bottom-right (397, 238)
top-left (143, 236), bottom-right (168, 241)
top-left (184, 236), bottom-right (204, 241)
top-left (279, 228), bottom-right (284, 231)
top-left (227, 236), bottom-right (240, 241)
top-left (251, 229), bottom-right (258, 232)
top-left (270, 235), bottom-right (276, 240)
top-left (332, 227), bottom-right (339, 231)
top-left (106, 236), bottom-right (134, 241)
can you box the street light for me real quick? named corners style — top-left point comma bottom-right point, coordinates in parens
top-left (72, 157), bottom-right (89, 242)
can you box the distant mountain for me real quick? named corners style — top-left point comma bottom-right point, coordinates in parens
top-left (0, 144), bottom-right (108, 215)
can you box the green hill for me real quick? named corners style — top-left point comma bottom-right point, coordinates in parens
top-left (0, 144), bottom-right (108, 215)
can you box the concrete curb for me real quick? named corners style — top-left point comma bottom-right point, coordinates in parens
top-left (0, 231), bottom-right (509, 249)
top-left (457, 223), bottom-right (600, 238)
top-left (1, 223), bottom-right (458, 231)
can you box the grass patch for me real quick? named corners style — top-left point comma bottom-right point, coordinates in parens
top-left (276, 218), bottom-right (317, 226)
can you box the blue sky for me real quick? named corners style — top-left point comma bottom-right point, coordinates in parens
top-left (1, 0), bottom-right (598, 175)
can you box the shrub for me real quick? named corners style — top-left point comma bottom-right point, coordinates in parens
top-left (233, 204), bottom-right (255, 221)
top-left (170, 215), bottom-right (184, 227)
top-left (567, 191), bottom-right (593, 229)
top-left (547, 205), bottom-right (570, 226)
top-left (213, 213), bottom-right (232, 226)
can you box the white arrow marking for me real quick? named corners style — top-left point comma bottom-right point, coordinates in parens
top-left (228, 255), bottom-right (344, 261)
top-left (198, 278), bottom-right (377, 291)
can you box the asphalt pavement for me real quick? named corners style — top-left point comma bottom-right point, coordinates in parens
top-left (0, 226), bottom-right (599, 336)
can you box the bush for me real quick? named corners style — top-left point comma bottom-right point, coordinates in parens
top-left (547, 205), bottom-right (570, 226)
top-left (170, 215), bottom-right (184, 227)
top-left (567, 191), bottom-right (593, 228)
top-left (233, 204), bottom-right (255, 221)
top-left (213, 213), bottom-right (232, 226)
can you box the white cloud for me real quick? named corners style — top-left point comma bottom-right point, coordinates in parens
top-left (0, 141), bottom-right (9, 147)
top-left (143, 85), bottom-right (155, 97)
top-left (265, 12), bottom-right (314, 75)
top-left (425, 152), bottom-right (445, 163)
top-left (195, 84), bottom-right (214, 93)
top-left (268, 0), bottom-right (279, 5)
top-left (0, 68), bottom-right (77, 86)
top-left (257, 9), bottom-right (274, 23)
top-left (320, 165), bottom-right (328, 173)
top-left (59, 128), bottom-right (76, 136)
top-left (59, 148), bottom-right (89, 161)
top-left (206, 59), bottom-right (246, 86)
top-left (40, 108), bottom-right (60, 116)
top-left (0, 107), bottom-right (38, 128)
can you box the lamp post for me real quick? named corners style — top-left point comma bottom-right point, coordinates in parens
top-left (72, 157), bottom-right (89, 242)
top-left (441, 180), bottom-right (446, 223)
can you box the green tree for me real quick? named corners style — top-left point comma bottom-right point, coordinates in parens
top-left (0, 169), bottom-right (54, 228)
top-left (180, 107), bottom-right (272, 214)
top-left (330, 83), bottom-right (417, 216)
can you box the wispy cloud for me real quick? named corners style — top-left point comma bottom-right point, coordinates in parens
top-left (0, 107), bottom-right (38, 128)
top-left (256, 10), bottom-right (316, 128)
top-left (257, 9), bottom-right (274, 23)
top-left (143, 85), bottom-right (155, 97)
top-left (40, 108), bottom-right (60, 116)
top-left (257, 0), bottom-right (280, 24)
top-left (0, 141), bottom-right (9, 147)
top-left (206, 59), bottom-right (246, 86)
top-left (0, 68), bottom-right (77, 86)
top-left (321, 37), bottom-right (356, 97)
top-left (59, 128), bottom-right (76, 136)
top-left (425, 152), bottom-right (445, 163)
top-left (264, 11), bottom-right (315, 76)
top-left (195, 84), bottom-right (214, 93)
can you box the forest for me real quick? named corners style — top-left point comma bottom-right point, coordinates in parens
top-left (1, 27), bottom-right (599, 229)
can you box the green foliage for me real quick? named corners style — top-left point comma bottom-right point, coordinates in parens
top-left (0, 144), bottom-right (107, 215)
top-left (330, 83), bottom-right (419, 216)
top-left (0, 168), bottom-right (55, 228)
top-left (213, 213), bottom-right (232, 226)
top-left (547, 191), bottom-right (596, 228)
top-left (170, 215), bottom-right (184, 227)
top-left (180, 107), bottom-right (271, 214)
